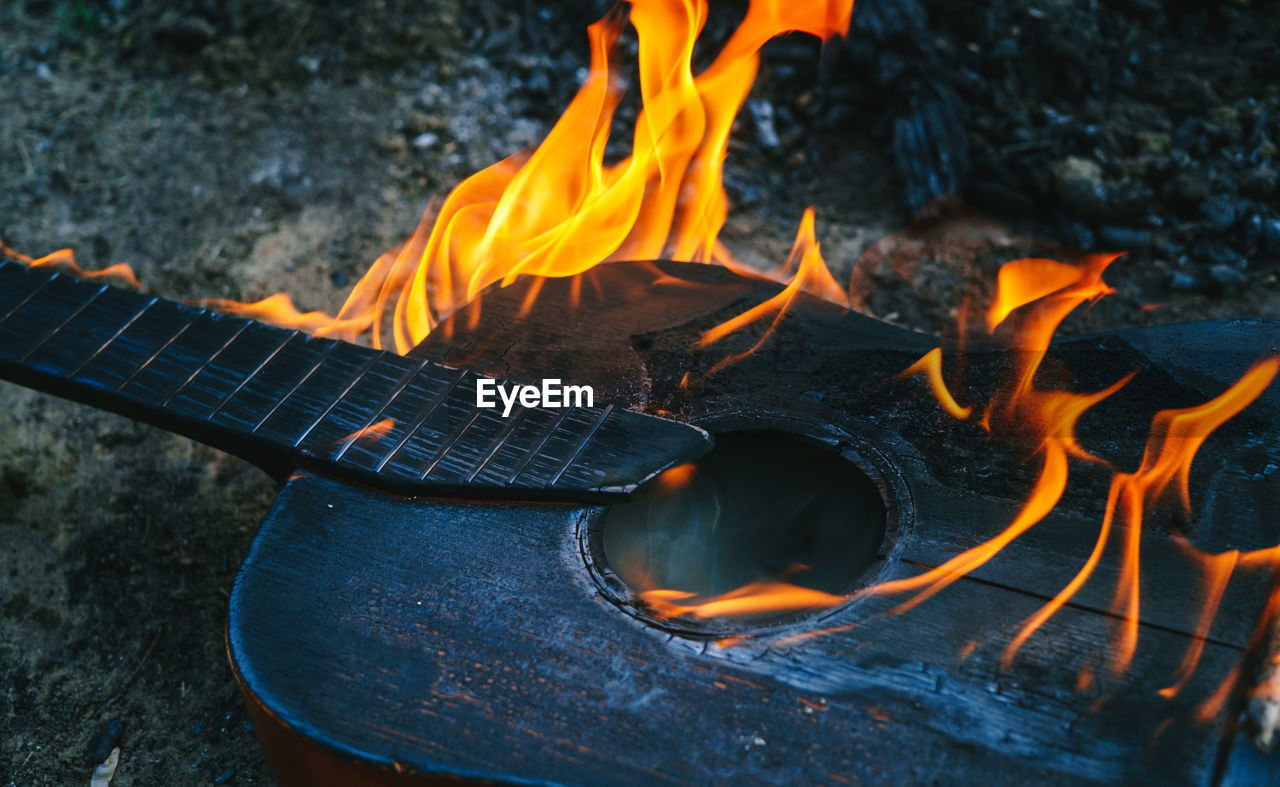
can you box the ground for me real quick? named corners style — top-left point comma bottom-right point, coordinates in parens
top-left (1, 0), bottom-right (1278, 784)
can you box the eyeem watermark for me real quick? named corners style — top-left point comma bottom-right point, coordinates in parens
top-left (475, 378), bottom-right (595, 417)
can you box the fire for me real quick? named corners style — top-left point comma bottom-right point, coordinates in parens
top-left (696, 207), bottom-right (849, 377)
top-left (649, 249), bottom-right (1276, 719)
top-left (7, 0), bottom-right (1279, 717)
top-left (7, 0), bottom-right (854, 360)
top-left (194, 293), bottom-right (353, 336)
top-left (335, 418), bottom-right (398, 451)
top-left (878, 256), bottom-right (1278, 698)
top-left (1102, 359), bottom-right (1278, 676)
top-left (0, 242), bottom-right (140, 289)
top-left (208, 0), bottom-right (855, 354)
top-left (867, 254), bottom-right (1133, 615)
top-left (640, 581), bottom-right (846, 620)
top-left (896, 347), bottom-right (970, 420)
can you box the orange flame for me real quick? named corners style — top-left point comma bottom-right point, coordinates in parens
top-left (696, 207), bottom-right (849, 376)
top-left (194, 293), bottom-right (357, 336)
top-left (897, 347), bottom-right (971, 419)
top-left (1103, 358), bottom-right (1279, 676)
top-left (337, 417), bottom-right (397, 447)
top-left (1, 242), bottom-right (141, 289)
top-left (870, 256), bottom-right (1132, 615)
top-left (1158, 546), bottom-right (1238, 698)
top-left (815, 253), bottom-right (1274, 705)
top-left (7, 1), bottom-right (856, 367)
top-left (889, 255), bottom-right (1277, 683)
top-left (984, 253), bottom-right (1119, 433)
top-left (258, 0), bottom-right (855, 354)
top-left (639, 581), bottom-right (846, 620)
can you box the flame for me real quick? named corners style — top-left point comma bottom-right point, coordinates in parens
top-left (984, 253), bottom-right (1119, 433)
top-left (194, 293), bottom-right (358, 336)
top-left (696, 207), bottom-right (849, 376)
top-left (867, 256), bottom-right (1132, 614)
top-left (676, 250), bottom-right (1276, 716)
top-left (336, 417), bottom-right (397, 448)
top-left (251, 0), bottom-right (854, 355)
top-left (1158, 546), bottom-right (1238, 698)
top-left (889, 255), bottom-right (1276, 684)
top-left (985, 256), bottom-right (1113, 334)
top-left (652, 462), bottom-right (698, 492)
top-left (1, 242), bottom-right (141, 289)
top-left (8, 0), bottom-right (857, 375)
top-left (897, 347), bottom-right (971, 419)
top-left (1103, 359), bottom-right (1279, 676)
top-left (639, 581), bottom-right (846, 620)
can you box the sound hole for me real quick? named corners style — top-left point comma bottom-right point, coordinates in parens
top-left (601, 432), bottom-right (887, 625)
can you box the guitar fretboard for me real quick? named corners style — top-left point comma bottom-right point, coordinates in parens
top-left (0, 260), bottom-right (707, 499)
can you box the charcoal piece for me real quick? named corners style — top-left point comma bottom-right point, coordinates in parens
top-left (891, 88), bottom-right (969, 214)
top-left (1202, 195), bottom-right (1239, 233)
top-left (1263, 218), bottom-right (1280, 252)
top-left (1166, 270), bottom-right (1200, 291)
top-left (1098, 225), bottom-right (1153, 250)
top-left (849, 0), bottom-right (928, 43)
top-left (84, 719), bottom-right (123, 766)
top-left (1207, 263), bottom-right (1248, 293)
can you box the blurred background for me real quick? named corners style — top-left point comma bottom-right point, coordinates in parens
top-left (1, 0), bottom-right (1277, 783)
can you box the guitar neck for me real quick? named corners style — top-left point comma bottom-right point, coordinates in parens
top-left (0, 259), bottom-right (707, 499)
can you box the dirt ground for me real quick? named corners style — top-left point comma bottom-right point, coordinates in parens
top-left (2, 0), bottom-right (1278, 784)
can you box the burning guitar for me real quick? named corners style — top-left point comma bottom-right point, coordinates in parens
top-left (4, 0), bottom-right (1280, 785)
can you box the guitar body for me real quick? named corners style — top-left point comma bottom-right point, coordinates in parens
top-left (229, 262), bottom-right (1280, 785)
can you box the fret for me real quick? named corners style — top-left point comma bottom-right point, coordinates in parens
top-left (296, 354), bottom-right (427, 460)
top-left (503, 408), bottom-right (573, 486)
top-left (18, 284), bottom-right (108, 366)
top-left (159, 320), bottom-right (252, 407)
top-left (417, 405), bottom-right (515, 483)
top-left (510, 407), bottom-right (610, 488)
top-left (0, 265), bottom-right (56, 323)
top-left (68, 296), bottom-right (159, 378)
top-left (327, 357), bottom-right (430, 462)
top-left (400, 381), bottom-right (514, 483)
top-left (465, 406), bottom-right (530, 484)
top-left (252, 342), bottom-right (380, 447)
top-left (548, 404), bottom-right (613, 486)
top-left (415, 406), bottom-right (486, 482)
top-left (119, 313), bottom-right (249, 404)
top-left (467, 407), bottom-right (564, 487)
top-left (74, 300), bottom-right (198, 393)
top-left (208, 331), bottom-right (298, 419)
top-left (380, 370), bottom-right (485, 478)
top-left (164, 323), bottom-right (295, 420)
top-left (211, 334), bottom-right (338, 434)
top-left (0, 274), bottom-right (101, 363)
top-left (335, 365), bottom-right (465, 474)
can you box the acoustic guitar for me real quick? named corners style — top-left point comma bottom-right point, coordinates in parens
top-left (3, 254), bottom-right (1279, 785)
